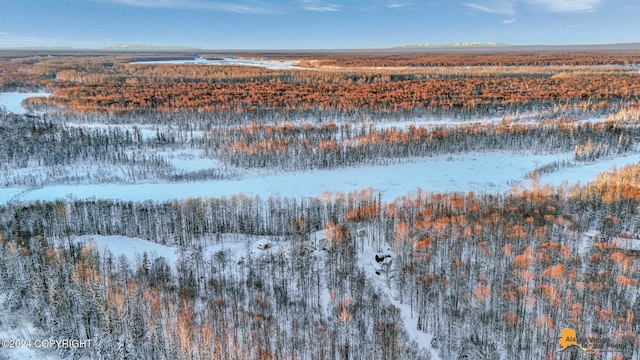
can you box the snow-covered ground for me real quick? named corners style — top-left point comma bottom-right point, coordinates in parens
top-left (74, 235), bottom-right (180, 268)
top-left (131, 57), bottom-right (299, 70)
top-left (0, 150), bottom-right (636, 204)
top-left (156, 149), bottom-right (223, 172)
top-left (0, 151), bottom-right (576, 204)
top-left (0, 93), bottom-right (49, 114)
top-left (536, 153), bottom-right (640, 188)
top-left (356, 233), bottom-right (441, 359)
top-left (61, 232), bottom-right (442, 358)
top-left (0, 187), bottom-right (29, 204)
top-left (67, 234), bottom-right (288, 271)
top-left (0, 295), bottom-right (85, 360)
top-left (373, 115), bottom-right (612, 131)
top-left (1, 91), bottom-right (632, 205)
top-left (0, 233), bottom-right (288, 360)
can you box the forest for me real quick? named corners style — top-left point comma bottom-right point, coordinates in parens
top-left (0, 50), bottom-right (638, 359)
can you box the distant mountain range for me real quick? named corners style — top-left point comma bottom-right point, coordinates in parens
top-left (394, 41), bottom-right (510, 48)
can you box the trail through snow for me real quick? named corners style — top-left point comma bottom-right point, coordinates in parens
top-left (356, 235), bottom-right (442, 360)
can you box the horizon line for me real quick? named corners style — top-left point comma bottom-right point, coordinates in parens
top-left (1, 42), bottom-right (638, 53)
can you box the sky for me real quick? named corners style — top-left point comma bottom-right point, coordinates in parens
top-left (0, 0), bottom-right (638, 49)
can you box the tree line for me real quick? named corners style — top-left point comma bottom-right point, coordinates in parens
top-left (200, 119), bottom-right (635, 171)
top-left (1, 52), bottom-right (638, 114)
top-left (0, 111), bottom-right (235, 186)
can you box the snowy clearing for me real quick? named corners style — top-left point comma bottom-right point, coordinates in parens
top-left (131, 57), bottom-right (299, 70)
top-left (66, 234), bottom-right (290, 272)
top-left (70, 235), bottom-right (180, 268)
top-left (0, 93), bottom-right (50, 114)
top-left (0, 187), bottom-right (29, 203)
top-left (0, 143), bottom-right (636, 205)
top-left (0, 151), bottom-right (576, 204)
top-left (536, 152), bottom-right (640, 188)
top-left (156, 149), bottom-right (224, 172)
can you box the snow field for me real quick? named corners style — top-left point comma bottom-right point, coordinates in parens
top-left (0, 93), bottom-right (49, 115)
top-left (2, 149), bottom-right (636, 204)
top-left (131, 57), bottom-right (299, 70)
top-left (2, 92), bottom-right (636, 205)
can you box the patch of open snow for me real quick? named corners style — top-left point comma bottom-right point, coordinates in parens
top-left (1, 151), bottom-right (573, 204)
top-left (537, 153), bottom-right (640, 188)
top-left (201, 233), bottom-right (289, 264)
top-left (317, 256), bottom-right (331, 318)
top-left (0, 187), bottom-right (29, 203)
top-left (1, 149), bottom-right (634, 205)
top-left (71, 235), bottom-right (180, 268)
top-left (156, 149), bottom-right (223, 172)
top-left (611, 237), bottom-right (640, 251)
top-left (0, 93), bottom-right (49, 115)
top-left (0, 295), bottom-right (71, 360)
top-left (132, 57), bottom-right (298, 71)
top-left (61, 234), bottom-right (290, 275)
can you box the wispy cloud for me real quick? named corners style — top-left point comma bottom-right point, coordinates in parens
top-left (386, 2), bottom-right (407, 9)
top-left (464, 2), bottom-right (516, 16)
top-left (502, 18), bottom-right (517, 23)
top-left (299, 1), bottom-right (340, 12)
top-left (304, 4), bottom-right (340, 12)
top-left (94, 0), bottom-right (279, 14)
top-left (465, 0), bottom-right (603, 16)
top-left (357, 1), bottom-right (417, 12)
top-left (523, 0), bottom-right (603, 13)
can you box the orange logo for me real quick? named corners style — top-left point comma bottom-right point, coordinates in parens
top-left (556, 328), bottom-right (596, 355)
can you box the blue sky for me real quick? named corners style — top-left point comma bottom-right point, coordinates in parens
top-left (0, 0), bottom-right (638, 49)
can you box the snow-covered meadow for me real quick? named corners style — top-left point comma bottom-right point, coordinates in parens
top-left (2, 150), bottom-right (635, 204)
top-left (1, 90), bottom-right (637, 205)
top-left (0, 121), bottom-right (636, 203)
top-left (131, 57), bottom-right (299, 70)
top-left (0, 92), bottom-right (49, 114)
